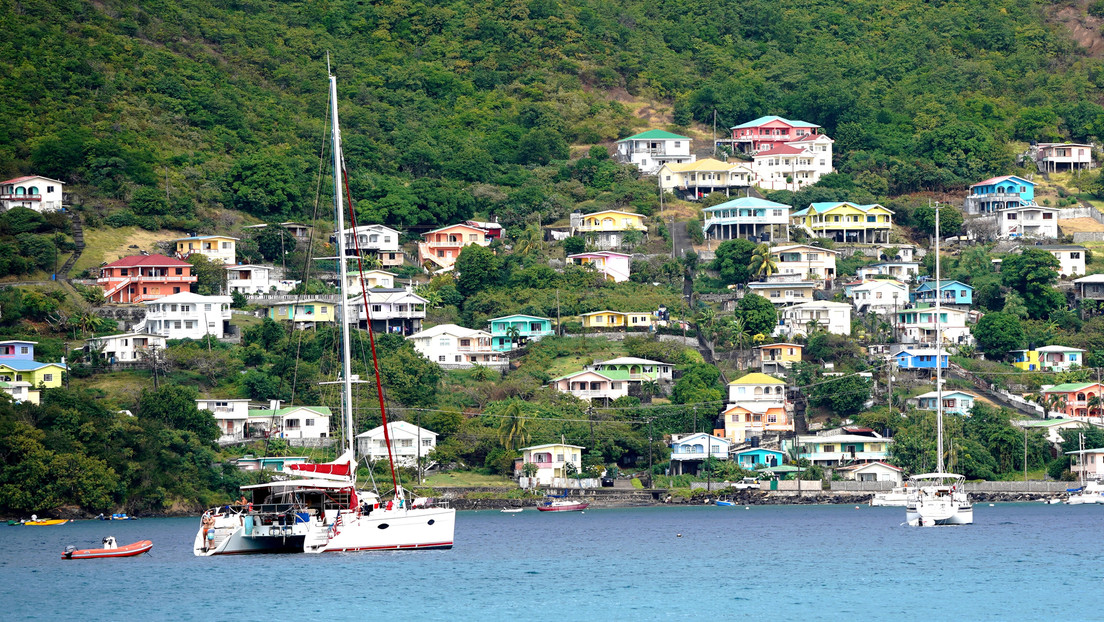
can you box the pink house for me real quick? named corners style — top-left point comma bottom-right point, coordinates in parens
top-left (729, 116), bottom-right (822, 154)
top-left (418, 223), bottom-right (492, 270)
top-left (1039, 381), bottom-right (1104, 418)
top-left (566, 251), bottom-right (631, 282)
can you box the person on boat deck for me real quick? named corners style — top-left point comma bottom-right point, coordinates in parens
top-left (30, 514), bottom-right (37, 522)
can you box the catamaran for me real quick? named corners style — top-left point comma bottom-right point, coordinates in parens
top-left (193, 69), bottom-right (456, 555)
top-left (905, 203), bottom-right (973, 527)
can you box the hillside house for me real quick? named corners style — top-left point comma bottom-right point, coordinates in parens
top-left (174, 235), bottom-right (238, 265)
top-left (1011, 346), bottom-right (1085, 372)
top-left (1035, 245), bottom-right (1086, 278)
top-left (746, 281), bottom-right (817, 306)
top-left (776, 301), bottom-right (852, 338)
top-left (226, 264), bottom-right (277, 295)
top-left (566, 251), bottom-right (631, 282)
top-left (770, 244), bottom-right (837, 281)
top-left (1074, 274), bottom-right (1104, 302)
top-left (751, 136), bottom-right (834, 191)
top-left (726, 116), bottom-right (822, 154)
top-left (349, 288), bottom-right (428, 335)
top-left (755, 343), bottom-right (802, 376)
top-left (615, 130), bottom-right (694, 175)
top-left (911, 390), bottom-right (979, 417)
top-left (0, 340), bottom-right (67, 389)
top-left (570, 210), bottom-right (648, 249)
top-left (668, 433), bottom-right (731, 476)
top-left (1035, 143), bottom-right (1094, 172)
top-left (702, 197), bottom-right (791, 242)
top-left (911, 280), bottom-right (973, 308)
top-left (999, 204), bottom-right (1059, 239)
top-left (836, 462), bottom-right (903, 485)
top-left (97, 254), bottom-right (197, 304)
top-left (0, 380), bottom-right (39, 405)
top-left (263, 298), bottom-right (338, 329)
top-left (580, 310), bottom-right (655, 330)
top-left (849, 279), bottom-right (908, 315)
top-left (515, 443), bottom-right (584, 485)
top-left (588, 357), bottom-right (673, 382)
top-left (0, 175), bottom-right (65, 212)
top-left (894, 307), bottom-right (972, 346)
top-left (790, 430), bottom-right (893, 466)
top-left (407, 324), bottom-right (507, 369)
top-left (138, 293), bottom-right (233, 340)
top-left (197, 398), bottom-right (253, 443)
top-left (548, 369), bottom-right (630, 403)
top-left (732, 448), bottom-right (784, 469)
top-left (488, 314), bottom-right (555, 352)
top-left (418, 223), bottom-right (492, 270)
top-left (791, 202), bottom-right (893, 244)
top-left (344, 269), bottom-right (398, 294)
top-left (657, 158), bottom-right (754, 201)
top-left (1039, 382), bottom-right (1104, 418)
top-left (357, 421), bottom-right (437, 467)
top-left (465, 220), bottom-right (503, 240)
top-left (247, 405), bottom-right (331, 440)
top-left (964, 175), bottom-right (1035, 215)
top-left (894, 349), bottom-right (950, 371)
top-left (720, 402), bottom-right (792, 443)
top-left (241, 221), bottom-right (312, 241)
top-left (855, 261), bottom-right (920, 282)
top-left (85, 332), bottom-right (166, 364)
top-left (339, 224), bottom-right (404, 267)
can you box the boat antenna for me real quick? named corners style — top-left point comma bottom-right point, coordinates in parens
top-left (935, 200), bottom-right (944, 474)
top-left (330, 76), bottom-right (402, 499)
top-left (329, 71), bottom-right (356, 467)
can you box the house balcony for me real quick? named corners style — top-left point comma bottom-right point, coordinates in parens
top-left (566, 389), bottom-right (620, 399)
top-left (803, 450), bottom-right (888, 463)
top-left (670, 450), bottom-right (729, 461)
top-left (0, 193), bottom-right (41, 201)
top-left (704, 215), bottom-right (788, 226)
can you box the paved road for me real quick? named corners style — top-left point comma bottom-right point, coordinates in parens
top-left (670, 218), bottom-right (690, 259)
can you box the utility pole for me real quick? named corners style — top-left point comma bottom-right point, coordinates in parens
top-left (648, 417), bottom-right (654, 478)
top-left (556, 289), bottom-right (561, 336)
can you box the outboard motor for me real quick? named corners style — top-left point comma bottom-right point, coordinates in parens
top-left (63, 545), bottom-right (76, 558)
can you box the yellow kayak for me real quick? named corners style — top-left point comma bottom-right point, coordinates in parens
top-left (25, 519), bottom-right (69, 526)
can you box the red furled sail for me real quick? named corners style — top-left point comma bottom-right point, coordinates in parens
top-left (286, 450), bottom-right (355, 480)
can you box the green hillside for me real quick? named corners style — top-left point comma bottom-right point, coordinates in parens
top-left (3, 0), bottom-right (1104, 231)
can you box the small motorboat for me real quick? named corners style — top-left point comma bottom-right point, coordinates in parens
top-left (500, 508), bottom-right (523, 513)
top-left (62, 537), bottom-right (153, 559)
top-left (715, 500), bottom-right (735, 507)
top-left (537, 499), bottom-right (589, 512)
top-left (25, 519), bottom-right (69, 526)
top-left (97, 513), bottom-right (138, 520)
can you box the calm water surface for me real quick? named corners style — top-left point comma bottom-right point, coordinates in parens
top-left (2, 504), bottom-right (1100, 621)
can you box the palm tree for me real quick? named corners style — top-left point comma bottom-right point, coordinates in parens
top-left (513, 224), bottom-right (542, 257)
top-left (505, 325), bottom-right (522, 351)
top-left (1089, 394), bottom-right (1103, 420)
top-left (748, 243), bottom-right (778, 281)
top-left (497, 400), bottom-right (531, 451)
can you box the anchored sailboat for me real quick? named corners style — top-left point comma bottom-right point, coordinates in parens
top-left (905, 202), bottom-right (973, 527)
top-left (193, 69), bottom-right (456, 555)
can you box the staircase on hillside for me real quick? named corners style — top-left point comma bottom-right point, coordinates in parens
top-left (58, 210), bottom-right (85, 279)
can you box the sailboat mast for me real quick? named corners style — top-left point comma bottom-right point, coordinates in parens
top-left (935, 201), bottom-right (944, 474)
top-left (329, 73), bottom-right (356, 459)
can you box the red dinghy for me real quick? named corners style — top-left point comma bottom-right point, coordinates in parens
top-left (62, 538), bottom-right (153, 559)
top-left (537, 499), bottom-right (589, 512)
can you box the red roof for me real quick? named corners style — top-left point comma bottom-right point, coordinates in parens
top-left (970, 175), bottom-right (1017, 188)
top-left (1, 175), bottom-right (40, 185)
top-left (756, 144), bottom-right (806, 156)
top-left (103, 254), bottom-right (192, 268)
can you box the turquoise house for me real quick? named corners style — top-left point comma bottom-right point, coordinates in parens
top-left (965, 175), bottom-right (1034, 214)
top-left (911, 280), bottom-right (973, 307)
top-left (488, 314), bottom-right (554, 352)
top-left (732, 448), bottom-right (784, 469)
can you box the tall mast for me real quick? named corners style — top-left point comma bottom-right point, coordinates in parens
top-left (935, 201), bottom-right (944, 474)
top-left (329, 73), bottom-right (356, 460)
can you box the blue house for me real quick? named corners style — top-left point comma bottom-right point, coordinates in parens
top-left (894, 349), bottom-right (949, 371)
top-left (910, 280), bottom-right (973, 307)
top-left (0, 340), bottom-right (36, 361)
top-left (488, 314), bottom-right (555, 352)
top-left (964, 175), bottom-right (1034, 214)
top-left (669, 432), bottom-right (731, 476)
top-left (732, 447), bottom-right (784, 469)
top-left (910, 390), bottom-right (979, 417)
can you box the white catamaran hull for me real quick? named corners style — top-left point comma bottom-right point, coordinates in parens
top-left (906, 503), bottom-right (973, 526)
top-left (195, 506), bottom-right (456, 556)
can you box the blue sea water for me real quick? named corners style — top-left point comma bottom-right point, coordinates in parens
top-left (1, 504), bottom-right (1101, 621)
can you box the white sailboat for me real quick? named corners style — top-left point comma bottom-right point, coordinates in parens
top-left (1067, 433), bottom-right (1104, 504)
top-left (193, 69), bottom-right (456, 555)
top-left (905, 202), bottom-right (973, 527)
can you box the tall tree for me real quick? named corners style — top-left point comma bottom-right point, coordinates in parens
top-left (1001, 249), bottom-right (1063, 319)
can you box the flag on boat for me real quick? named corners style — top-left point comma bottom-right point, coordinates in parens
top-left (286, 450), bottom-right (356, 481)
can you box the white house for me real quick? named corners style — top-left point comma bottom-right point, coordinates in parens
top-left (701, 196), bottom-right (790, 242)
top-left (137, 293), bottom-right (233, 340)
top-left (226, 264), bottom-right (276, 295)
top-left (0, 380), bottom-right (39, 405)
top-left (566, 251), bottom-right (631, 282)
top-left (837, 461), bottom-right (903, 485)
top-left (771, 245), bottom-right (837, 281)
top-left (910, 390), bottom-right (979, 417)
top-left (548, 369), bottom-right (630, 402)
top-left (516, 443), bottom-right (585, 485)
top-left (345, 269), bottom-right (397, 292)
top-left (0, 175), bottom-right (65, 212)
top-left (894, 307), bottom-right (972, 346)
top-left (340, 224), bottom-right (404, 267)
top-left (776, 301), bottom-right (852, 338)
top-left (746, 281), bottom-right (818, 306)
top-left (587, 357), bottom-right (674, 382)
top-left (85, 332), bottom-right (166, 363)
top-left (1035, 142), bottom-right (1094, 172)
top-left (407, 323), bottom-right (508, 369)
top-left (1000, 204), bottom-right (1059, 239)
top-left (848, 279), bottom-right (908, 315)
top-left (615, 130), bottom-right (694, 175)
top-left (1035, 245), bottom-right (1086, 278)
top-left (173, 235), bottom-right (239, 265)
top-left (348, 287), bottom-right (428, 336)
top-left (751, 135), bottom-right (834, 191)
top-left (1067, 448), bottom-right (1104, 479)
top-left (357, 421), bottom-right (437, 467)
top-left (251, 405), bottom-right (331, 440)
top-left (856, 261), bottom-right (920, 282)
top-left (726, 372), bottom-right (787, 405)
top-left (196, 398), bottom-right (253, 443)
top-left (668, 432), bottom-right (732, 476)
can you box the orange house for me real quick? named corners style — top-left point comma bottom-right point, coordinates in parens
top-left (97, 254), bottom-right (197, 303)
top-left (719, 403), bottom-right (792, 443)
top-left (417, 223), bottom-right (492, 270)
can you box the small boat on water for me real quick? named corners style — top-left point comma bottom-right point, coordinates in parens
top-left (537, 498), bottom-right (589, 512)
top-left (62, 537), bottom-right (153, 559)
top-left (870, 486), bottom-right (910, 507)
top-left (715, 500), bottom-right (735, 507)
top-left (24, 519), bottom-right (69, 526)
top-left (501, 508), bottom-right (523, 513)
top-left (98, 513), bottom-right (138, 520)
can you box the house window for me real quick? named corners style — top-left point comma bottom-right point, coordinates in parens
top-left (823, 444), bottom-right (835, 453)
top-left (285, 419), bottom-right (300, 429)
top-left (1007, 213), bottom-right (1017, 220)
top-left (43, 373), bottom-right (54, 382)
top-left (305, 418), bottom-right (314, 427)
top-left (438, 356), bottom-right (445, 362)
top-left (422, 438), bottom-right (432, 447)
top-left (1072, 252), bottom-right (1081, 259)
top-left (20, 347), bottom-right (28, 354)
top-left (557, 454), bottom-right (564, 462)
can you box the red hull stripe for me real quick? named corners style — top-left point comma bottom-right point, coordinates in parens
top-left (324, 541), bottom-right (453, 552)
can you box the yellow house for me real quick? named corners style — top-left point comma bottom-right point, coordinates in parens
top-left (755, 343), bottom-right (803, 375)
top-left (174, 235), bottom-right (238, 265)
top-left (515, 443), bottom-right (585, 485)
top-left (575, 210), bottom-right (648, 233)
top-left (265, 298), bottom-right (338, 328)
top-left (581, 310), bottom-right (655, 330)
top-left (0, 362), bottom-right (68, 388)
top-left (790, 202), bottom-right (893, 244)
